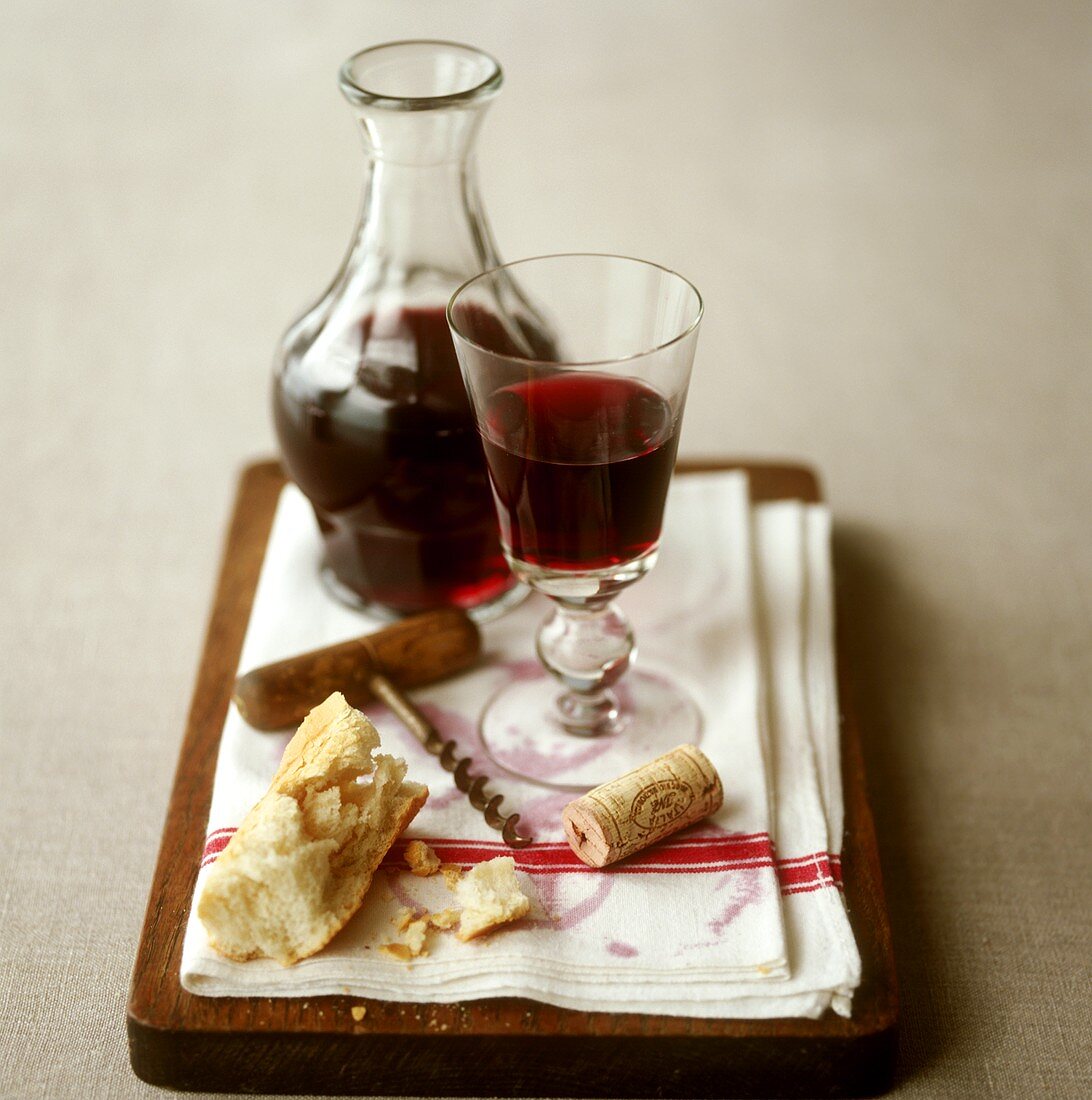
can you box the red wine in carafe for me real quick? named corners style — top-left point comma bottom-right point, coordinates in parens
top-left (274, 307), bottom-right (512, 613)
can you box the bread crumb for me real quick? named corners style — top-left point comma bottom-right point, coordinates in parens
top-left (351, 1005), bottom-right (367, 1021)
top-left (455, 856), bottom-right (531, 942)
top-left (428, 908), bottom-right (460, 931)
top-left (402, 918), bottom-right (429, 956)
top-left (405, 840), bottom-right (442, 876)
top-left (381, 916), bottom-right (429, 961)
top-left (440, 863), bottom-right (464, 891)
top-left (392, 906), bottom-right (416, 933)
top-left (380, 943), bottom-right (415, 962)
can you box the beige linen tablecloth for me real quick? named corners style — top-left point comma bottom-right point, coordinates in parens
top-left (1, 2), bottom-right (1089, 1097)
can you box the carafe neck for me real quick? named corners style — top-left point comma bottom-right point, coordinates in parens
top-left (338, 41), bottom-right (504, 285)
top-left (350, 100), bottom-right (491, 169)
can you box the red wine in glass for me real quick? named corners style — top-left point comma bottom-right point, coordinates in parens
top-left (479, 373), bottom-right (680, 571)
top-left (274, 307), bottom-right (515, 613)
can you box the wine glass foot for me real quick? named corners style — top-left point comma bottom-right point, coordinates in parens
top-left (479, 667), bottom-right (703, 791)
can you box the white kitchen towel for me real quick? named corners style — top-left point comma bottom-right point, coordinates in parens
top-left (181, 473), bottom-right (785, 984)
top-left (180, 472), bottom-right (860, 1018)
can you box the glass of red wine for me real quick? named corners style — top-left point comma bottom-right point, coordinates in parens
top-left (448, 254), bottom-right (704, 788)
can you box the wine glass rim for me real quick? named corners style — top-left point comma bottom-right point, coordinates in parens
top-left (339, 40), bottom-right (503, 110)
top-left (446, 252), bottom-right (704, 368)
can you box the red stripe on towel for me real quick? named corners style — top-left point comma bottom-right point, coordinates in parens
top-left (200, 828), bottom-right (843, 893)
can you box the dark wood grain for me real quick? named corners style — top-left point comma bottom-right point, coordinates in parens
top-left (127, 459), bottom-right (897, 1097)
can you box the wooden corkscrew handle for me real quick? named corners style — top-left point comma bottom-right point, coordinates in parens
top-left (232, 608), bottom-right (481, 731)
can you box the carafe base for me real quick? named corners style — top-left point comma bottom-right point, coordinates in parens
top-left (319, 564), bottom-right (530, 624)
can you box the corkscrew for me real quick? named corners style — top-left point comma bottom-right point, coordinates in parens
top-left (365, 671), bottom-right (534, 849)
top-left (233, 609), bottom-right (534, 849)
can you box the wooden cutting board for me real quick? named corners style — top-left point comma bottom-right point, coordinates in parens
top-left (127, 459), bottom-right (898, 1097)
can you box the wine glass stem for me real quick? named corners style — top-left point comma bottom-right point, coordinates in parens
top-left (535, 599), bottom-right (635, 737)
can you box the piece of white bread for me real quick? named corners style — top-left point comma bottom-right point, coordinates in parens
top-left (455, 856), bottom-right (531, 941)
top-left (197, 692), bottom-right (428, 965)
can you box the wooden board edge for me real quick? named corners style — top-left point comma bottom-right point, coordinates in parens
top-left (128, 461), bottom-right (284, 1027)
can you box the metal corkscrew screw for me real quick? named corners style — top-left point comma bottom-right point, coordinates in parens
top-left (366, 671), bottom-right (534, 849)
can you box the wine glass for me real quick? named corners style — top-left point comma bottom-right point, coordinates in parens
top-left (448, 254), bottom-right (703, 789)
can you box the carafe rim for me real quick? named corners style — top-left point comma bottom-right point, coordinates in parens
top-left (339, 40), bottom-right (503, 112)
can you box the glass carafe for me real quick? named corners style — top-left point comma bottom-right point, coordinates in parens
top-left (273, 41), bottom-right (532, 618)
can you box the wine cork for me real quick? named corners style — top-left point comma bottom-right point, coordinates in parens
top-left (561, 744), bottom-right (723, 868)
